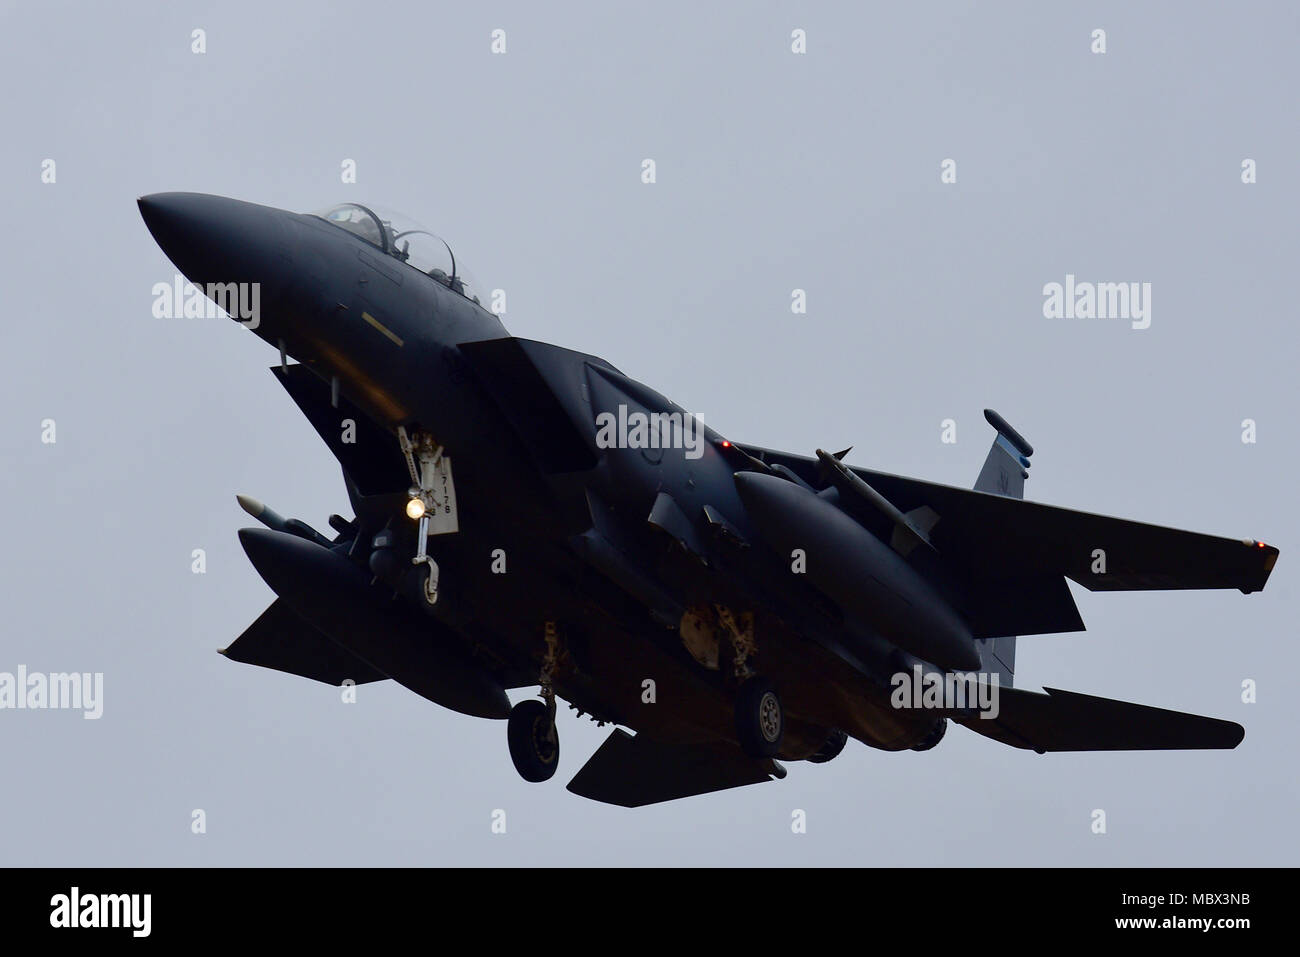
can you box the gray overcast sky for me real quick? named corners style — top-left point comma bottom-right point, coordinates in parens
top-left (2, 1), bottom-right (1297, 865)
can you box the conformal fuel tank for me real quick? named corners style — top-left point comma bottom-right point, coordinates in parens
top-left (734, 471), bottom-right (981, 672)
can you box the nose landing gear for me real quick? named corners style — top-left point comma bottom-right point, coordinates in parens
top-left (397, 425), bottom-right (459, 606)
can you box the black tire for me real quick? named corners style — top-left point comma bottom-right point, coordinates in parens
top-left (735, 677), bottom-right (784, 758)
top-left (507, 699), bottom-right (560, 782)
top-left (807, 728), bottom-right (848, 764)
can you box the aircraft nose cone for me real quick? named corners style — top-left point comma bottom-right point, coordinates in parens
top-left (138, 192), bottom-right (291, 322)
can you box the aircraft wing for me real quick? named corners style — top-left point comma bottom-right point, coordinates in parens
top-left (567, 729), bottom-right (785, 807)
top-left (221, 599), bottom-right (388, 686)
top-left (740, 445), bottom-right (1278, 593)
top-left (952, 685), bottom-right (1244, 751)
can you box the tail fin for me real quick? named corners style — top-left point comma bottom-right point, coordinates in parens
top-left (972, 409), bottom-right (1034, 687)
top-left (974, 408), bottom-right (1033, 500)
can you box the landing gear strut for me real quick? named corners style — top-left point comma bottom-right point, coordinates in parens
top-left (507, 622), bottom-right (562, 783)
top-left (398, 425), bottom-right (458, 606)
top-left (714, 604), bottom-right (755, 680)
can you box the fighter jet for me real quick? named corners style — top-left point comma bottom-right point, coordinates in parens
top-left (138, 193), bottom-right (1279, 806)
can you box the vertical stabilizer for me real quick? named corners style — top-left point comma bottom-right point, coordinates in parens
top-left (972, 409), bottom-right (1034, 686)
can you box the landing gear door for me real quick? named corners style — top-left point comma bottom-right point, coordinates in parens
top-left (422, 454), bottom-right (459, 536)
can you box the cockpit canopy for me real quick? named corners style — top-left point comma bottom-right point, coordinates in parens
top-left (312, 202), bottom-right (483, 306)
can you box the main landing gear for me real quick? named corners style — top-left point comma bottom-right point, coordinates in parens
top-left (507, 622), bottom-right (561, 783)
top-left (507, 699), bottom-right (559, 783)
top-left (735, 675), bottom-right (784, 758)
top-left (716, 604), bottom-right (786, 759)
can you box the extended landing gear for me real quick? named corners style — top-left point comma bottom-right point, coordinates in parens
top-left (711, 604), bottom-right (785, 759)
top-left (680, 603), bottom-right (790, 760)
top-left (507, 699), bottom-right (559, 783)
top-left (507, 621), bottom-right (562, 783)
top-left (397, 426), bottom-right (459, 606)
top-left (735, 676), bottom-right (784, 758)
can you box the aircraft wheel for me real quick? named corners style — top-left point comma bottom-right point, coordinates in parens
top-left (735, 676), bottom-right (784, 758)
top-left (507, 699), bottom-right (560, 782)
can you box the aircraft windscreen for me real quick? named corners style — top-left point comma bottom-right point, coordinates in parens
top-left (311, 202), bottom-right (483, 306)
top-left (316, 203), bottom-right (386, 247)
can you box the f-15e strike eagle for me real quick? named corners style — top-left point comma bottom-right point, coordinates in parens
top-left (139, 193), bottom-right (1278, 806)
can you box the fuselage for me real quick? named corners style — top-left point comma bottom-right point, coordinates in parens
top-left (139, 192), bottom-right (954, 755)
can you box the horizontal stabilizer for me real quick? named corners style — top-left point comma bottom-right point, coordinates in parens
top-left (221, 599), bottom-right (388, 686)
top-left (567, 729), bottom-right (784, 807)
top-left (954, 685), bottom-right (1244, 751)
